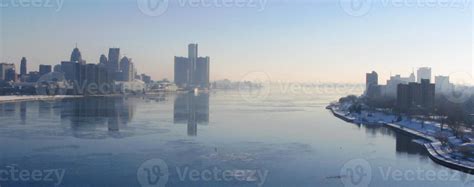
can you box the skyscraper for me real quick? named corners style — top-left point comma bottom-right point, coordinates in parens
top-left (119, 57), bottom-right (134, 82)
top-left (417, 67), bottom-right (431, 83)
top-left (188, 44), bottom-right (198, 86)
top-left (174, 57), bottom-right (189, 88)
top-left (174, 44), bottom-right (211, 90)
top-left (99, 54), bottom-right (108, 66)
top-left (108, 48), bottom-right (120, 73)
top-left (20, 57), bottom-right (27, 77)
top-left (366, 71), bottom-right (380, 98)
top-left (196, 57), bottom-right (210, 88)
top-left (70, 47), bottom-right (85, 64)
top-left (397, 79), bottom-right (435, 112)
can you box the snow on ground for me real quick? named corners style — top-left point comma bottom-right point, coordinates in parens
top-left (332, 103), bottom-right (474, 171)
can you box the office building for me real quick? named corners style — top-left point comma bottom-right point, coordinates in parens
top-left (174, 57), bottom-right (189, 88)
top-left (39, 65), bottom-right (52, 76)
top-left (117, 57), bottom-right (135, 82)
top-left (435, 76), bottom-right (453, 94)
top-left (0, 63), bottom-right (15, 81)
top-left (20, 57), bottom-right (27, 77)
top-left (108, 48), bottom-right (120, 73)
top-left (70, 47), bottom-right (86, 64)
top-left (417, 67), bottom-right (431, 83)
top-left (366, 71), bottom-right (380, 98)
top-left (397, 79), bottom-right (435, 112)
top-left (385, 72), bottom-right (416, 98)
top-left (174, 44), bottom-right (211, 89)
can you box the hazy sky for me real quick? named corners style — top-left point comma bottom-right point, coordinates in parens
top-left (0, 0), bottom-right (472, 83)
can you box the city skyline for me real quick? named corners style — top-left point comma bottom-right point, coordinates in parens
top-left (0, 0), bottom-right (471, 83)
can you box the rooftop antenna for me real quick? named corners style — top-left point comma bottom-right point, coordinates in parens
top-left (75, 43), bottom-right (77, 48)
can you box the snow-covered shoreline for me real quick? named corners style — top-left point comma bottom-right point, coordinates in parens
top-left (0, 95), bottom-right (82, 103)
top-left (328, 103), bottom-right (474, 174)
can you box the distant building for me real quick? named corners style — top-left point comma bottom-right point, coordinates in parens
top-left (26, 71), bottom-right (40, 83)
top-left (435, 76), bottom-right (453, 94)
top-left (70, 47), bottom-right (86, 64)
top-left (0, 63), bottom-right (15, 81)
top-left (421, 79), bottom-right (435, 109)
top-left (119, 57), bottom-right (134, 82)
top-left (385, 72), bottom-right (416, 98)
top-left (397, 79), bottom-right (435, 113)
top-left (61, 61), bottom-right (78, 82)
top-left (53, 64), bottom-right (62, 72)
top-left (108, 48), bottom-right (120, 73)
top-left (99, 54), bottom-right (108, 66)
top-left (140, 74), bottom-right (151, 84)
top-left (366, 71), bottom-right (380, 98)
top-left (174, 56), bottom-right (189, 88)
top-left (196, 57), bottom-right (210, 88)
top-left (5, 68), bottom-right (17, 82)
top-left (39, 65), bottom-right (52, 76)
top-left (417, 67), bottom-right (431, 83)
top-left (20, 57), bottom-right (27, 77)
top-left (174, 44), bottom-right (211, 89)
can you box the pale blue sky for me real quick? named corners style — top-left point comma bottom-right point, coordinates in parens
top-left (0, 0), bottom-right (472, 83)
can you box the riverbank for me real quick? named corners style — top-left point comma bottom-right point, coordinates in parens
top-left (0, 95), bottom-right (82, 104)
top-left (328, 103), bottom-right (474, 174)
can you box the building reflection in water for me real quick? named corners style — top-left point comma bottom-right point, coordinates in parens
top-left (60, 97), bottom-right (135, 138)
top-left (173, 93), bottom-right (210, 136)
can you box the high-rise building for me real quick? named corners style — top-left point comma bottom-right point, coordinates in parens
top-left (108, 48), bottom-right (120, 73)
top-left (417, 67), bottom-right (431, 83)
top-left (39, 65), bottom-right (52, 76)
top-left (421, 79), bottom-right (435, 110)
top-left (174, 44), bottom-right (211, 89)
top-left (0, 63), bottom-right (15, 81)
top-left (119, 57), bottom-right (134, 82)
top-left (20, 57), bottom-right (27, 77)
top-left (188, 44), bottom-right (198, 86)
top-left (366, 71), bottom-right (379, 98)
top-left (397, 79), bottom-right (435, 112)
top-left (196, 57), bottom-right (210, 88)
top-left (61, 61), bottom-right (77, 81)
top-left (99, 54), bottom-right (108, 66)
top-left (385, 72), bottom-right (416, 98)
top-left (175, 57), bottom-right (189, 88)
top-left (435, 76), bottom-right (453, 94)
top-left (70, 47), bottom-right (86, 64)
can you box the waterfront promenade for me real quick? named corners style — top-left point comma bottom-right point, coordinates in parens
top-left (328, 104), bottom-right (474, 174)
